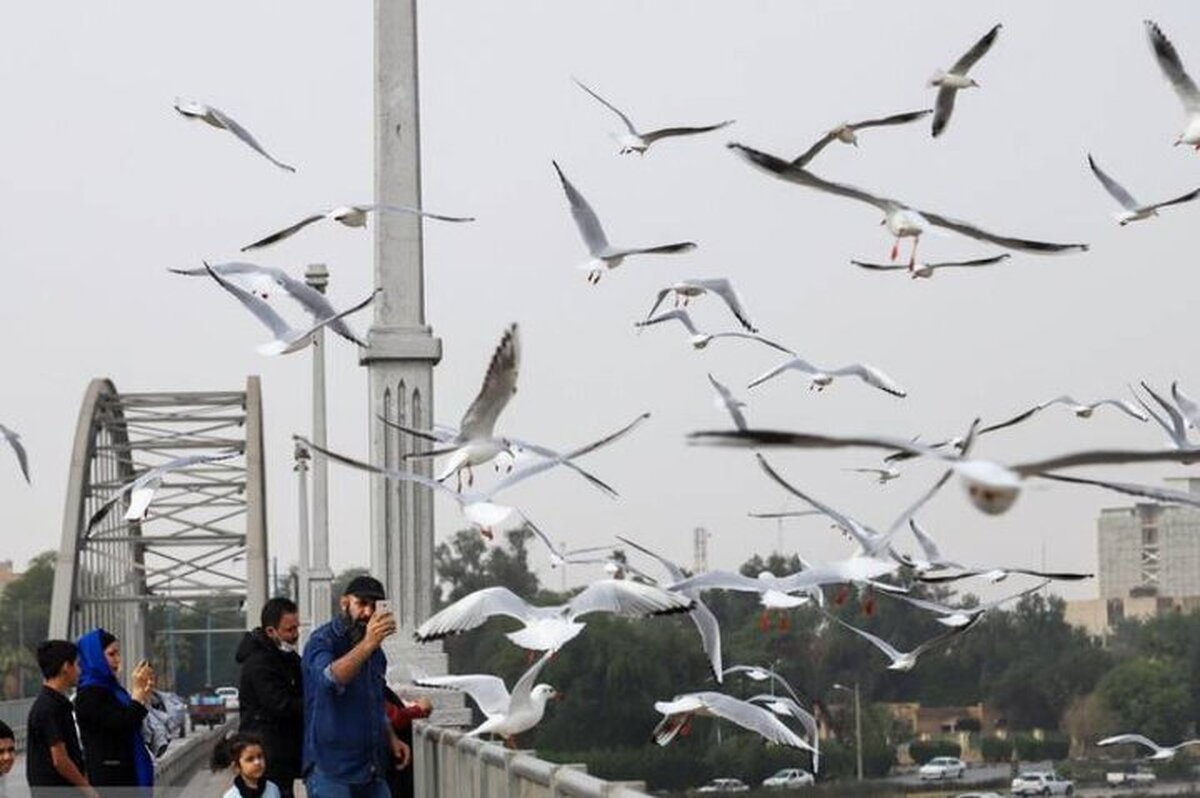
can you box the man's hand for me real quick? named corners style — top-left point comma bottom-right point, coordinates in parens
top-left (391, 737), bottom-right (411, 770)
top-left (364, 611), bottom-right (397, 650)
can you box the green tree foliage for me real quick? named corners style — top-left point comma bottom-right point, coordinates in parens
top-left (0, 552), bottom-right (55, 696)
top-left (1097, 657), bottom-right (1191, 742)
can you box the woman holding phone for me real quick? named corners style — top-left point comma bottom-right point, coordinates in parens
top-left (74, 628), bottom-right (156, 796)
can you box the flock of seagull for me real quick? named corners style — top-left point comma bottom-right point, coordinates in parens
top-left (6, 12), bottom-right (1200, 770)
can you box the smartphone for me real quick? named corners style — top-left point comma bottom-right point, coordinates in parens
top-left (376, 599), bottom-right (392, 616)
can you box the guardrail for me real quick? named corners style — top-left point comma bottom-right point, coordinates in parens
top-left (413, 722), bottom-right (652, 798)
top-left (0, 698), bottom-right (35, 752)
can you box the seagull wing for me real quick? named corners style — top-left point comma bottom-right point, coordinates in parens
top-left (294, 435), bottom-right (462, 502)
top-left (1038, 472), bottom-right (1200, 509)
top-left (1099, 734), bottom-right (1162, 753)
top-left (748, 357), bottom-right (820, 390)
top-left (1091, 398), bottom-right (1150, 422)
top-left (985, 579), bottom-right (1052, 611)
top-left (979, 404), bottom-right (1045, 435)
top-left (567, 579), bottom-right (693, 620)
top-left (729, 144), bottom-right (896, 212)
top-left (892, 592), bottom-right (958, 615)
top-left (826, 363), bottom-right (907, 397)
top-left (508, 650), bottom-right (555, 715)
top-left (834, 617), bottom-right (904, 662)
top-left (1146, 20), bottom-right (1200, 113)
top-left (909, 519), bottom-right (944, 563)
top-left (460, 324), bottom-right (520, 439)
top-left (668, 570), bottom-right (769, 595)
top-left (375, 204), bottom-right (475, 223)
top-left (790, 129), bottom-right (841, 168)
top-left (756, 455), bottom-right (882, 554)
top-left (950, 23), bottom-right (1002, 74)
top-left (269, 266), bottom-right (367, 347)
top-left (931, 86), bottom-right (959, 139)
top-left (641, 120), bottom-right (734, 145)
top-left (206, 105), bottom-right (295, 173)
top-left (689, 428), bottom-right (950, 461)
top-left (706, 333), bottom-right (793, 355)
top-left (414, 586), bottom-right (534, 641)
top-left (925, 254), bottom-right (1012, 269)
top-left (1003, 569), bottom-right (1092, 582)
top-left (572, 78), bottom-right (639, 136)
top-left (643, 288), bottom-right (674, 322)
top-left (693, 692), bottom-right (814, 751)
top-left (204, 262), bottom-right (294, 341)
top-left (501, 437), bottom-right (619, 499)
top-left (917, 209), bottom-right (1089, 254)
top-left (910, 617), bottom-right (979, 658)
top-left (707, 374), bottom-right (747, 431)
top-left (853, 109), bottom-right (934, 130)
top-left (1138, 381), bottom-right (1190, 445)
top-left (690, 278), bottom-right (756, 332)
top-left (637, 308), bottom-right (701, 336)
top-left (0, 426), bottom-right (30, 484)
top-left (747, 694), bottom-right (818, 742)
top-left (376, 417), bottom-right (457, 445)
top-left (552, 161), bottom-right (609, 256)
top-left (1145, 186), bottom-right (1200, 214)
top-left (851, 260), bottom-right (909, 272)
top-left (1172, 382), bottom-right (1200, 428)
top-left (1014, 447), bottom-right (1199, 475)
top-left (241, 215), bottom-right (326, 251)
top-left (413, 673), bottom-right (511, 719)
top-left (1087, 155), bottom-right (1141, 211)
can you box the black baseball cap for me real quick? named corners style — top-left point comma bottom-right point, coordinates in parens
top-left (343, 575), bottom-right (386, 601)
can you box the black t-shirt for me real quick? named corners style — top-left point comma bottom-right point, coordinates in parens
top-left (26, 685), bottom-right (85, 787)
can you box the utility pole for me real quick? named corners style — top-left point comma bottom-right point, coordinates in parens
top-left (16, 601), bottom-right (24, 698)
top-left (205, 611), bottom-right (212, 687)
top-left (306, 263), bottom-right (333, 629)
top-left (294, 443), bottom-right (312, 638)
top-left (166, 603), bottom-right (177, 692)
top-left (835, 682), bottom-right (863, 781)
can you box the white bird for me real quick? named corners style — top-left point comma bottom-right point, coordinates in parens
top-left (412, 651), bottom-right (557, 744)
top-left (748, 510), bottom-right (822, 520)
top-left (833, 615), bottom-right (977, 672)
top-left (618, 535), bottom-right (724, 682)
top-left (240, 204), bottom-right (473, 251)
top-left (0, 425), bottom-right (29, 484)
top-left (1145, 20), bottom-right (1200, 150)
top-left (748, 354), bottom-right (906, 398)
top-left (852, 254), bottom-right (1011, 279)
top-left (1098, 734), bottom-right (1200, 761)
top-left (297, 413), bottom-right (648, 538)
top-left (1087, 154), bottom-right (1200, 225)
top-left (553, 161), bottom-right (696, 284)
top-left (203, 263), bottom-right (376, 355)
top-left (707, 374), bottom-right (748, 431)
top-left (791, 109), bottom-right (932, 168)
top-left (981, 394), bottom-right (1150, 435)
top-left (173, 98), bottom-right (295, 172)
top-left (652, 691), bottom-right (815, 752)
top-left (729, 143), bottom-right (1088, 268)
top-left (919, 566), bottom-right (1092, 585)
top-left (635, 309), bottom-right (789, 353)
top-left (890, 580), bottom-right (1049, 628)
top-left (722, 665), bottom-right (819, 759)
top-left (86, 451), bottom-right (241, 532)
top-left (1133, 382), bottom-right (1196, 453)
top-left (898, 519), bottom-right (964, 574)
top-left (414, 580), bottom-right (693, 653)
top-left (1172, 382), bottom-right (1200, 429)
top-left (644, 279), bottom-right (757, 332)
top-left (929, 24), bottom-right (1002, 138)
top-left (845, 467), bottom-right (901, 484)
top-left (573, 78), bottom-right (733, 155)
top-left (525, 523), bottom-right (614, 569)
top-left (170, 262), bottom-right (368, 347)
top-left (669, 558), bottom-right (904, 602)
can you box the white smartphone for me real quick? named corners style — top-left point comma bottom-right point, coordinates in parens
top-left (376, 599), bottom-right (392, 616)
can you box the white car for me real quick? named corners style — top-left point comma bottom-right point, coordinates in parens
top-left (1105, 769), bottom-right (1156, 787)
top-left (696, 778), bottom-right (750, 793)
top-left (1011, 771), bottom-right (1074, 796)
top-left (762, 768), bottom-right (815, 788)
top-left (214, 686), bottom-right (240, 711)
top-left (919, 757), bottom-right (966, 780)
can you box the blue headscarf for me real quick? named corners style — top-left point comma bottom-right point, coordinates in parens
top-left (77, 628), bottom-right (155, 788)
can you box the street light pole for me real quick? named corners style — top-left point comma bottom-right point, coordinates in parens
top-left (294, 443), bottom-right (312, 639)
top-left (305, 263), bottom-right (333, 628)
top-left (834, 682), bottom-right (864, 781)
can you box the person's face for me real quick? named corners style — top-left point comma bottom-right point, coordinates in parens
top-left (340, 595), bottom-right (375, 643)
top-left (61, 657), bottom-right (80, 688)
top-left (0, 737), bottom-right (15, 775)
top-left (265, 613), bottom-right (300, 646)
top-left (104, 640), bottom-right (121, 675)
top-left (238, 744), bottom-right (266, 782)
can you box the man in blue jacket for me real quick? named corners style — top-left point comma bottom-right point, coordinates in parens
top-left (302, 576), bottom-right (410, 798)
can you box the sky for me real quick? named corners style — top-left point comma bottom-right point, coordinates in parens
top-left (2, 1), bottom-right (1199, 604)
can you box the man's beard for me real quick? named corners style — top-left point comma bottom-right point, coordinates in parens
top-left (344, 608), bottom-right (368, 645)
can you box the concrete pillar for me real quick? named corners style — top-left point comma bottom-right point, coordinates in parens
top-left (306, 263), bottom-right (334, 628)
top-left (243, 376), bottom-right (269, 630)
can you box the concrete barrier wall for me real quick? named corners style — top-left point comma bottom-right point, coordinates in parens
top-left (413, 722), bottom-right (652, 798)
top-left (154, 718), bottom-right (236, 798)
top-left (0, 698), bottom-right (36, 752)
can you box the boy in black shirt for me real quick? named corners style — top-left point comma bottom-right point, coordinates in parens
top-left (26, 640), bottom-right (97, 798)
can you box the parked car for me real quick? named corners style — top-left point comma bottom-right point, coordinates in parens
top-left (1105, 769), bottom-right (1156, 787)
top-left (1011, 771), bottom-right (1074, 796)
top-left (215, 685), bottom-right (240, 711)
top-left (919, 756), bottom-right (967, 780)
top-left (762, 768), bottom-right (815, 788)
top-left (150, 690), bottom-right (188, 738)
top-left (696, 778), bottom-right (750, 793)
top-left (955, 793), bottom-right (1002, 798)
top-left (188, 690), bottom-right (227, 728)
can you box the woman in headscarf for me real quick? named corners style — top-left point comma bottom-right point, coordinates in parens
top-left (74, 629), bottom-right (156, 795)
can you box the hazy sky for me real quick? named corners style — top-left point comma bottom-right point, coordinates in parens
top-left (3, 1), bottom-right (1199, 603)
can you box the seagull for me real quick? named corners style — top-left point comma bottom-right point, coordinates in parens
top-left (980, 395), bottom-right (1150, 435)
top-left (173, 98), bottom-right (295, 172)
top-left (898, 519), bottom-right (964, 574)
top-left (668, 559), bottom-right (905, 604)
top-left (833, 615), bottom-right (978, 671)
top-left (525, 524), bottom-right (614, 569)
top-left (729, 143), bottom-right (1088, 268)
top-left (1172, 382), bottom-right (1200, 429)
top-left (1087, 154), bottom-right (1200, 225)
top-left (707, 374), bottom-right (748, 431)
top-left (86, 451), bottom-right (241, 532)
top-left (852, 254), bottom-right (1011, 279)
top-left (412, 651), bottom-right (557, 745)
top-left (414, 579), bottom-right (693, 653)
top-left (1038, 472), bottom-right (1200, 512)
top-left (890, 580), bottom-right (1049, 628)
top-left (170, 262), bottom-right (368, 347)
top-left (929, 24), bottom-right (1002, 138)
top-left (617, 535), bottom-right (724, 682)
top-left (0, 426), bottom-right (29, 484)
top-left (1144, 20), bottom-right (1200, 150)
top-left (918, 566), bottom-right (1091, 585)
top-left (644, 279), bottom-right (757, 332)
top-left (1133, 382), bottom-right (1195, 453)
top-left (845, 467), bottom-right (901, 484)
top-left (1098, 734), bottom-right (1200, 762)
top-left (722, 665), bottom-right (819, 762)
top-left (791, 110), bottom-right (932, 168)
top-left (240, 204), bottom-right (473, 251)
top-left (748, 354), bottom-right (906, 398)
top-left (652, 691), bottom-right (815, 752)
top-left (573, 78), bottom-right (733, 155)
top-left (553, 161), bottom-right (696, 284)
top-left (748, 510), bottom-right (822, 519)
top-left (296, 413), bottom-right (648, 538)
top-left (635, 309), bottom-right (789, 353)
top-left (202, 263), bottom-right (376, 355)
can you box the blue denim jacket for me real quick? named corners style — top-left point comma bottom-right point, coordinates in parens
top-left (301, 615), bottom-right (390, 784)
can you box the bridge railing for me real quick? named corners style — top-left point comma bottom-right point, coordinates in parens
top-left (0, 698), bottom-right (35, 751)
top-left (413, 722), bottom-right (651, 798)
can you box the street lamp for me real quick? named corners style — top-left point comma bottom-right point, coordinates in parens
top-left (833, 682), bottom-right (863, 781)
top-left (305, 263), bottom-right (333, 627)
top-left (294, 442), bottom-right (311, 639)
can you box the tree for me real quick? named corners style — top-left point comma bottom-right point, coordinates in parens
top-left (1098, 657), bottom-right (1191, 742)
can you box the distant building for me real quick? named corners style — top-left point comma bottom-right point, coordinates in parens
top-left (1065, 478), bottom-right (1200, 637)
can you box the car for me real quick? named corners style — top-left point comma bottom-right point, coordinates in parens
top-left (955, 793), bottom-right (1003, 798)
top-left (187, 691), bottom-right (227, 728)
top-left (150, 690), bottom-right (188, 738)
top-left (919, 756), bottom-right (967, 780)
top-left (1105, 769), bottom-right (1156, 787)
top-left (215, 685), bottom-right (240, 711)
top-left (696, 778), bottom-right (750, 793)
top-left (762, 768), bottom-right (815, 788)
top-left (1011, 771), bottom-right (1074, 796)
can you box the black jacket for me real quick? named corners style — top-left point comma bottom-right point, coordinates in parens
top-left (73, 685), bottom-right (148, 787)
top-left (236, 628), bottom-right (303, 782)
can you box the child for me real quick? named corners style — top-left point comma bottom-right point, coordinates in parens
top-left (211, 732), bottom-right (282, 798)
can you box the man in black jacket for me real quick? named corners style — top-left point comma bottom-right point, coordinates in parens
top-left (236, 597), bottom-right (303, 798)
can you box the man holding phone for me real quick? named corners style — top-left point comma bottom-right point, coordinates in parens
top-left (302, 576), bottom-right (409, 798)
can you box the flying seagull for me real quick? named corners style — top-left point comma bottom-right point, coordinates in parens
top-left (1087, 154), bottom-right (1200, 224)
top-left (896, 519), bottom-right (964, 575)
top-left (981, 395), bottom-right (1149, 435)
top-left (240, 204), bottom-right (473, 252)
top-left (791, 109), bottom-right (932, 168)
top-left (852, 254), bottom-right (1011, 279)
top-left (890, 580), bottom-right (1049, 628)
top-left (1098, 734), bottom-right (1200, 761)
top-left (0, 426), bottom-right (29, 484)
top-left (525, 523), bottom-right (614, 569)
top-left (707, 374), bottom-right (748, 431)
top-left (729, 143), bottom-right (1088, 268)
top-left (203, 263), bottom-right (376, 355)
top-left (833, 615), bottom-right (978, 671)
top-left (635, 309), bottom-right (789, 353)
top-left (86, 451), bottom-right (241, 532)
top-left (748, 354), bottom-right (906, 398)
top-left (845, 467), bottom-right (901, 484)
top-left (918, 565), bottom-right (1092, 585)
top-left (173, 98), bottom-right (295, 172)
top-left (553, 161), bottom-right (696, 284)
top-left (929, 24), bottom-right (1002, 137)
top-left (1134, 382), bottom-right (1196, 453)
top-left (652, 691), bottom-right (815, 752)
top-left (1145, 20), bottom-right (1200, 150)
top-left (644, 278), bottom-right (757, 332)
top-left (573, 78), bottom-right (733, 155)
top-left (1172, 382), bottom-right (1200, 429)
